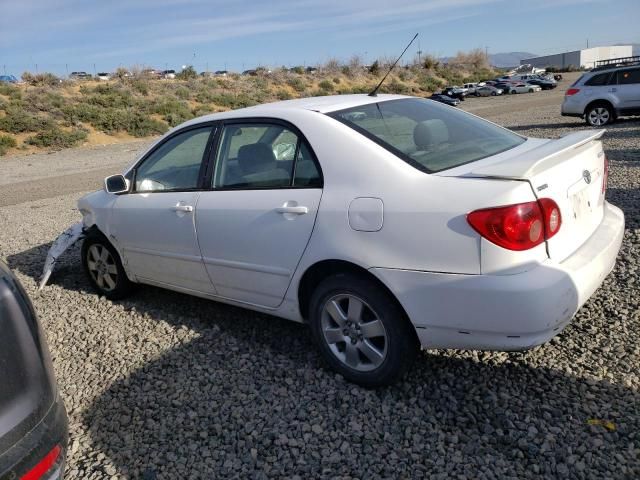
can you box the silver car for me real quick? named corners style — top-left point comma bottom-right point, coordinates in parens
top-left (475, 85), bottom-right (503, 96)
top-left (561, 59), bottom-right (640, 126)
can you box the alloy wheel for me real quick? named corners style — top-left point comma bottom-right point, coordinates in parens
top-left (588, 107), bottom-right (610, 126)
top-left (86, 244), bottom-right (118, 292)
top-left (320, 294), bottom-right (388, 372)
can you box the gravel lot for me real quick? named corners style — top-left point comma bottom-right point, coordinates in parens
top-left (1, 79), bottom-right (639, 479)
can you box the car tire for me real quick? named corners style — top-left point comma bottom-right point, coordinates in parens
top-left (528, 89), bottom-right (534, 93)
top-left (585, 103), bottom-right (614, 127)
top-left (509, 89), bottom-right (516, 94)
top-left (491, 92), bottom-right (497, 96)
top-left (81, 233), bottom-right (135, 300)
top-left (308, 273), bottom-right (418, 387)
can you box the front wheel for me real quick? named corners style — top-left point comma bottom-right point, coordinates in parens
top-left (491, 92), bottom-right (497, 96)
top-left (82, 234), bottom-right (135, 299)
top-left (308, 274), bottom-right (418, 387)
top-left (585, 104), bottom-right (614, 127)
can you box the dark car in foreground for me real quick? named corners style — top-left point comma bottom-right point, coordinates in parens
top-left (428, 93), bottom-right (460, 106)
top-left (526, 78), bottom-right (557, 90)
top-left (0, 261), bottom-right (68, 479)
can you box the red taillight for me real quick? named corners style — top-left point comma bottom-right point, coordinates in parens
top-left (21, 445), bottom-right (62, 480)
top-left (467, 198), bottom-right (562, 251)
top-left (566, 88), bottom-right (580, 96)
top-left (602, 155), bottom-right (609, 194)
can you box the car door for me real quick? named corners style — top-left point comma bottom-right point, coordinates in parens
top-left (613, 68), bottom-right (640, 113)
top-left (195, 120), bottom-right (323, 308)
top-left (109, 124), bottom-right (217, 294)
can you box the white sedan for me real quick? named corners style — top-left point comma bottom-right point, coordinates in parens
top-left (505, 82), bottom-right (542, 94)
top-left (69, 94), bottom-right (623, 386)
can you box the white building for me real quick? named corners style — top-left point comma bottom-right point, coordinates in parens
top-left (521, 45), bottom-right (633, 70)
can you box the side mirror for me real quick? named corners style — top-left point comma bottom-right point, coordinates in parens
top-left (104, 174), bottom-right (128, 194)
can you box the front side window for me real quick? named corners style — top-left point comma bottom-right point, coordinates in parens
top-left (135, 126), bottom-right (212, 192)
top-left (329, 98), bottom-right (525, 173)
top-left (213, 123), bottom-right (321, 189)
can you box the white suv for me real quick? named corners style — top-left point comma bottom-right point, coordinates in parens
top-left (561, 60), bottom-right (640, 126)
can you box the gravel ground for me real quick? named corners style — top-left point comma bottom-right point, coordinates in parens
top-left (1, 82), bottom-right (639, 479)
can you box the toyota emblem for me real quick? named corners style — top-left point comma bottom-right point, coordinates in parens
top-left (583, 170), bottom-right (591, 184)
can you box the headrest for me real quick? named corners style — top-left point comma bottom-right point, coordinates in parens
top-left (237, 143), bottom-right (276, 174)
top-left (413, 119), bottom-right (449, 149)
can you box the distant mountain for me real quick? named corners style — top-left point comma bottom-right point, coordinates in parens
top-left (489, 52), bottom-right (538, 68)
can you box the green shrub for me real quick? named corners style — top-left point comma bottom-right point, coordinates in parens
top-left (176, 66), bottom-right (197, 80)
top-left (276, 89), bottom-right (292, 100)
top-left (130, 79), bottom-right (150, 96)
top-left (369, 61), bottom-right (380, 75)
top-left (175, 86), bottom-right (190, 100)
top-left (126, 114), bottom-right (168, 137)
top-left (24, 89), bottom-right (65, 114)
top-left (0, 107), bottom-right (53, 133)
top-left (0, 134), bottom-right (17, 155)
top-left (21, 72), bottom-right (61, 87)
top-left (341, 66), bottom-right (351, 76)
top-left (419, 76), bottom-right (443, 92)
top-left (84, 84), bottom-right (136, 108)
top-left (385, 79), bottom-right (410, 94)
top-left (291, 66), bottom-right (305, 74)
top-left (332, 77), bottom-right (341, 84)
top-left (0, 83), bottom-right (21, 98)
top-left (287, 78), bottom-right (306, 92)
top-left (211, 93), bottom-right (258, 109)
top-left (25, 127), bottom-right (86, 149)
top-left (318, 80), bottom-right (334, 92)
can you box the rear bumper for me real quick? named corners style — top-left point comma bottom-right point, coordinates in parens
top-left (0, 394), bottom-right (68, 479)
top-left (372, 202), bottom-right (625, 351)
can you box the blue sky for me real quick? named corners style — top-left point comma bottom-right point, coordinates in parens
top-left (1, 0), bottom-right (638, 75)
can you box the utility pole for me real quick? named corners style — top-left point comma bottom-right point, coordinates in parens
top-left (586, 38), bottom-right (589, 48)
top-left (417, 40), bottom-right (422, 65)
top-left (93, 63), bottom-right (96, 76)
top-left (2, 65), bottom-right (5, 75)
top-left (65, 64), bottom-right (68, 76)
top-left (485, 46), bottom-right (489, 62)
top-left (35, 63), bottom-right (38, 74)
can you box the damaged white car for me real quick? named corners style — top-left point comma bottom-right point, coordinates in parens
top-left (43, 95), bottom-right (624, 386)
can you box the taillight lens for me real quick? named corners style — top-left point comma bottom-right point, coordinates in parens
top-left (467, 198), bottom-right (562, 251)
top-left (566, 88), bottom-right (580, 96)
top-left (21, 445), bottom-right (62, 480)
top-left (602, 155), bottom-right (609, 194)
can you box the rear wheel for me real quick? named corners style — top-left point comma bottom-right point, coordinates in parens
top-left (491, 91), bottom-right (497, 96)
top-left (585, 103), bottom-right (614, 127)
top-left (82, 234), bottom-right (135, 299)
top-left (308, 273), bottom-right (418, 387)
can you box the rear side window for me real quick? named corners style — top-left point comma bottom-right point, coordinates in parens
top-left (616, 68), bottom-right (640, 85)
top-left (329, 98), bottom-right (525, 173)
top-left (212, 123), bottom-right (322, 189)
top-left (584, 72), bottom-right (612, 86)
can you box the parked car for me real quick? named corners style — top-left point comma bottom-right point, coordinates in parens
top-left (526, 78), bottom-right (557, 90)
top-left (69, 71), bottom-right (91, 80)
top-left (214, 70), bottom-right (228, 76)
top-left (503, 82), bottom-right (542, 94)
top-left (162, 70), bottom-right (176, 79)
top-left (475, 85), bottom-right (503, 96)
top-left (462, 83), bottom-right (478, 94)
top-left (442, 87), bottom-right (467, 101)
top-left (0, 75), bottom-right (19, 83)
top-left (96, 72), bottom-right (111, 81)
top-left (561, 59), bottom-right (640, 126)
top-left (242, 69), bottom-right (257, 76)
top-left (45, 95), bottom-right (623, 387)
top-left (0, 261), bottom-right (68, 478)
top-left (428, 93), bottom-right (461, 106)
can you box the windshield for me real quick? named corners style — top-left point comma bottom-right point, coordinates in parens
top-left (328, 98), bottom-right (525, 173)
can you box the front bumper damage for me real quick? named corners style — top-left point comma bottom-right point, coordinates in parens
top-left (39, 221), bottom-right (85, 290)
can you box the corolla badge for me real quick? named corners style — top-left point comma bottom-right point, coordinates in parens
top-left (583, 170), bottom-right (592, 184)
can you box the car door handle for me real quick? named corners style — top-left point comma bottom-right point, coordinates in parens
top-left (171, 204), bottom-right (194, 212)
top-left (275, 206), bottom-right (308, 215)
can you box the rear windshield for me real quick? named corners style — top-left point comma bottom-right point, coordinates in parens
top-left (328, 98), bottom-right (525, 173)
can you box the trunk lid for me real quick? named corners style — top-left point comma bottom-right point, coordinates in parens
top-left (441, 130), bottom-right (607, 262)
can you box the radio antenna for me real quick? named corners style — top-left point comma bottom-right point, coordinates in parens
top-left (368, 33), bottom-right (419, 97)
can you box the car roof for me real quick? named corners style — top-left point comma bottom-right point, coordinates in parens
top-left (179, 94), bottom-right (411, 127)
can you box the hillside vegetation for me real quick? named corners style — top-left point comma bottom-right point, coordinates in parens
top-left (0, 53), bottom-right (501, 156)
